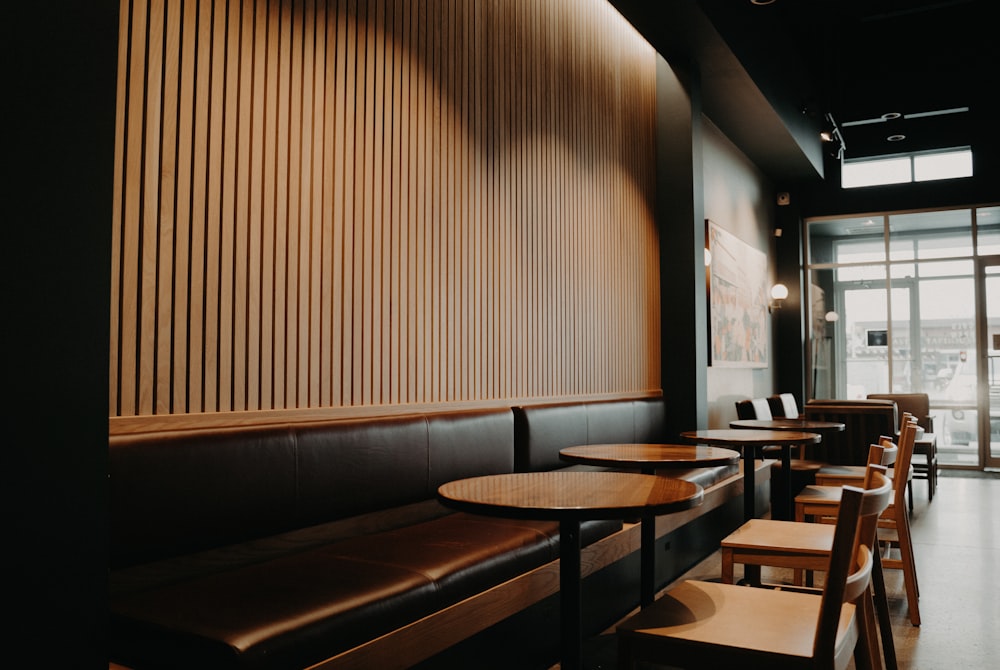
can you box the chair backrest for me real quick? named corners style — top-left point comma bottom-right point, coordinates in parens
top-left (814, 467), bottom-right (892, 660)
top-left (876, 435), bottom-right (898, 467)
top-left (804, 400), bottom-right (898, 465)
top-left (865, 442), bottom-right (885, 467)
top-left (751, 398), bottom-right (773, 420)
top-left (735, 399), bottom-right (755, 420)
top-left (768, 393), bottom-right (801, 419)
top-left (891, 420), bottom-right (918, 509)
top-left (734, 398), bottom-right (773, 420)
top-left (868, 393), bottom-right (933, 432)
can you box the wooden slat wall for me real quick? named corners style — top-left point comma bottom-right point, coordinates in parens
top-left (110, 0), bottom-right (660, 423)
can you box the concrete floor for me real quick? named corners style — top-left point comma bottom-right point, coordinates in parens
top-left (570, 471), bottom-right (1000, 669)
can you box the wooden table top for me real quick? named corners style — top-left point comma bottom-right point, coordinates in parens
top-left (437, 471), bottom-right (704, 521)
top-left (559, 443), bottom-right (740, 469)
top-left (680, 428), bottom-right (822, 446)
top-left (729, 418), bottom-right (845, 432)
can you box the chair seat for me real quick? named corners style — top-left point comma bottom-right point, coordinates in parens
top-left (722, 518), bottom-right (834, 556)
top-left (816, 463), bottom-right (912, 484)
top-left (617, 579), bottom-right (859, 667)
top-left (771, 458), bottom-right (827, 473)
top-left (796, 484), bottom-right (844, 506)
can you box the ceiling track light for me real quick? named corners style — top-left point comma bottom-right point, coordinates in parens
top-left (821, 112), bottom-right (847, 159)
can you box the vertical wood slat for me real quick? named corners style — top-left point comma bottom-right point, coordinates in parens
top-left (140, 0), bottom-right (164, 416)
top-left (111, 0), bottom-right (660, 419)
top-left (247, 0), bottom-right (266, 411)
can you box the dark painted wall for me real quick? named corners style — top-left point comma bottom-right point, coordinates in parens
top-left (9, 3), bottom-right (118, 666)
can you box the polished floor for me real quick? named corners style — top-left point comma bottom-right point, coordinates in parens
top-left (571, 470), bottom-right (1000, 670)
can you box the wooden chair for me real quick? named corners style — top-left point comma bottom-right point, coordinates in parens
top-left (868, 393), bottom-right (938, 502)
top-left (815, 414), bottom-right (915, 512)
top-left (617, 475), bottom-right (892, 670)
top-left (768, 392), bottom-right (803, 419)
top-left (719, 452), bottom-right (898, 669)
top-left (725, 443), bottom-right (888, 586)
top-left (814, 435), bottom-right (897, 488)
top-left (795, 421), bottom-right (921, 626)
top-left (736, 397), bottom-right (826, 519)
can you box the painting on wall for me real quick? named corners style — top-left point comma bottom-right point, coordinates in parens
top-left (706, 220), bottom-right (768, 367)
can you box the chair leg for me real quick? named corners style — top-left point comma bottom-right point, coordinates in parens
top-left (901, 511), bottom-right (921, 601)
top-left (794, 502), bottom-right (808, 586)
top-left (928, 461), bottom-right (936, 501)
top-left (871, 550), bottom-right (898, 670)
top-left (883, 515), bottom-right (921, 626)
top-left (721, 548), bottom-right (735, 584)
top-left (853, 590), bottom-right (879, 670)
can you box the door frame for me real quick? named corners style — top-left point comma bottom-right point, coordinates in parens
top-left (976, 255), bottom-right (1000, 470)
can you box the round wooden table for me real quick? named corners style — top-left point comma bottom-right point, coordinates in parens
top-left (729, 418), bottom-right (845, 433)
top-left (559, 443), bottom-right (741, 474)
top-left (558, 443), bottom-right (739, 606)
top-left (438, 471), bottom-right (703, 670)
top-left (679, 429), bottom-right (821, 522)
top-left (729, 417), bottom-right (845, 460)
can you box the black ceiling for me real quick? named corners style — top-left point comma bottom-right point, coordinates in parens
top-left (610, 0), bottom-right (994, 183)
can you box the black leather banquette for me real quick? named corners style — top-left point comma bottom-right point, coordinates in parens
top-left (108, 398), bottom-right (740, 669)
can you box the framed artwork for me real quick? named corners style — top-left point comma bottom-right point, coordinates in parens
top-left (706, 220), bottom-right (768, 367)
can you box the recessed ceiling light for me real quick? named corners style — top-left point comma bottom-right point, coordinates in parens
top-left (750, 0), bottom-right (777, 5)
top-left (881, 112), bottom-right (902, 120)
top-left (887, 134), bottom-right (906, 142)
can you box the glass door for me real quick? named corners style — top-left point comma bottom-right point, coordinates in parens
top-left (839, 283), bottom-right (890, 398)
top-left (982, 262), bottom-right (1000, 469)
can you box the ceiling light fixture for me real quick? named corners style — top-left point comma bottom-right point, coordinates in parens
top-left (821, 112), bottom-right (846, 159)
top-left (881, 112), bottom-right (902, 120)
top-left (887, 134), bottom-right (906, 142)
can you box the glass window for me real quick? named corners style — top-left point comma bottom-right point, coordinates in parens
top-left (841, 149), bottom-right (974, 188)
top-left (889, 263), bottom-right (917, 279)
top-left (808, 217), bottom-right (885, 265)
top-left (916, 259), bottom-right (974, 279)
top-left (976, 206), bottom-right (1000, 255)
top-left (914, 149), bottom-right (973, 181)
top-left (837, 265), bottom-right (887, 282)
top-left (806, 205), bottom-right (994, 467)
top-left (842, 156), bottom-right (911, 188)
top-left (889, 210), bottom-right (972, 260)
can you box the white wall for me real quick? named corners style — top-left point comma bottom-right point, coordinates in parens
top-left (701, 117), bottom-right (778, 427)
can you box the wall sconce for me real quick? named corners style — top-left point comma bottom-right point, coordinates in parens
top-left (824, 310), bottom-right (840, 323)
top-left (768, 283), bottom-right (788, 313)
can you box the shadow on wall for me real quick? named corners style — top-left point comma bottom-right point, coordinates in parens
top-left (327, 0), bottom-right (656, 183)
top-left (708, 394), bottom-right (747, 429)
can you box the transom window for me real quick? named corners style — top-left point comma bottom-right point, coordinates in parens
top-left (841, 148), bottom-right (973, 189)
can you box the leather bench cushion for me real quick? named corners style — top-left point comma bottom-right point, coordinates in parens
top-left (111, 548), bottom-right (438, 670)
top-left (427, 409), bottom-right (515, 488)
top-left (110, 512), bottom-right (620, 670)
top-left (109, 426), bottom-right (299, 569)
top-left (295, 415), bottom-right (431, 525)
top-left (658, 464), bottom-right (740, 489)
top-left (513, 398), bottom-right (667, 472)
top-left (514, 403), bottom-right (589, 472)
top-left (633, 397), bottom-right (668, 442)
top-left (111, 408), bottom-right (516, 569)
